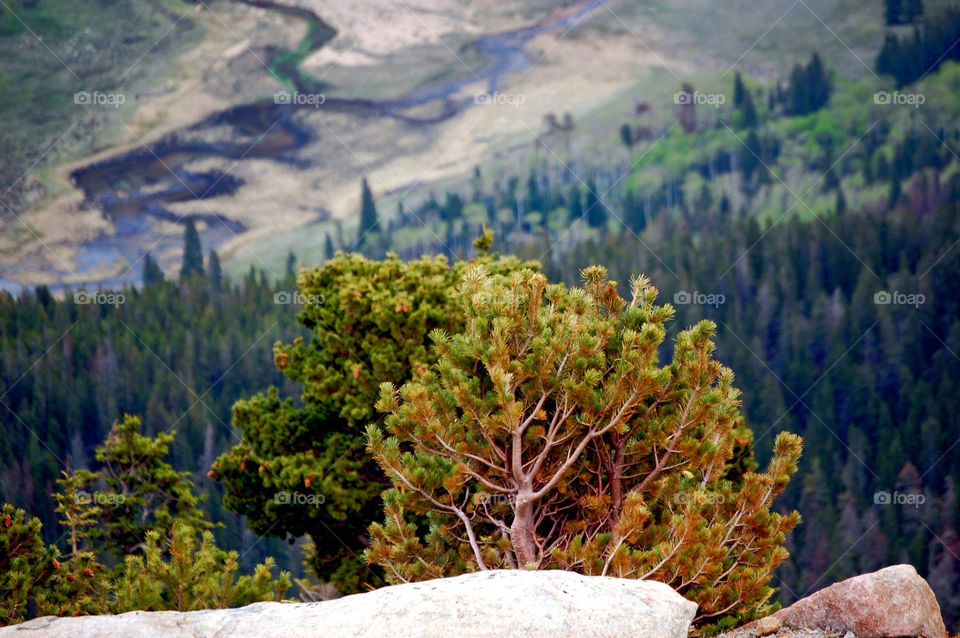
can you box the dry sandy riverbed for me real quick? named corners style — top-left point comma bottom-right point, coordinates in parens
top-left (5, 0), bottom-right (696, 286)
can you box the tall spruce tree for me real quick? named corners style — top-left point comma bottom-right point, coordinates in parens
top-left (142, 253), bottom-right (165, 287)
top-left (619, 123), bottom-right (634, 150)
top-left (323, 233), bottom-right (336, 261)
top-left (734, 72), bottom-right (758, 128)
top-left (584, 180), bottom-right (607, 228)
top-left (885, 0), bottom-right (903, 24)
top-left (356, 177), bottom-right (380, 248)
top-left (207, 250), bottom-right (223, 291)
top-left (903, 0), bottom-right (923, 22)
top-left (733, 71), bottom-right (747, 109)
top-left (179, 219), bottom-right (204, 282)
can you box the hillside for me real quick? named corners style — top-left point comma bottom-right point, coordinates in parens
top-left (0, 0), bottom-right (929, 290)
top-left (2, 0), bottom-right (960, 634)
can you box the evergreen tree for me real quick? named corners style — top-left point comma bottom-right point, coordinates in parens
top-left (741, 130), bottom-right (762, 181)
top-left (356, 177), bottom-right (380, 247)
top-left (211, 246), bottom-right (539, 594)
top-left (733, 72), bottom-right (746, 108)
top-left (787, 63), bottom-right (807, 115)
top-left (53, 462), bottom-right (100, 558)
top-left (94, 415), bottom-right (213, 561)
top-left (113, 521), bottom-right (289, 612)
top-left (784, 53), bottom-right (831, 115)
top-left (835, 188), bottom-right (847, 215)
top-left (806, 53), bottom-right (831, 112)
top-left (0, 504), bottom-right (60, 624)
top-left (366, 266), bottom-right (801, 629)
top-left (619, 123), bottom-right (633, 150)
top-left (740, 90), bottom-right (758, 128)
top-left (179, 219), bottom-right (204, 282)
top-left (584, 180), bottom-right (607, 228)
top-left (875, 7), bottom-right (960, 85)
top-left (323, 233), bottom-right (336, 261)
top-left (569, 185), bottom-right (584, 220)
top-left (886, 0), bottom-right (903, 24)
top-left (207, 250), bottom-right (223, 291)
top-left (285, 251), bottom-right (297, 281)
top-left (142, 253), bottom-right (164, 287)
top-left (903, 0), bottom-right (923, 23)
top-left (732, 71), bottom-right (758, 128)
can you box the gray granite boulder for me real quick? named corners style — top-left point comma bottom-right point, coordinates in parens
top-left (0, 570), bottom-right (698, 638)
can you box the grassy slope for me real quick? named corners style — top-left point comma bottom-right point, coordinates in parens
top-left (0, 0), bottom-right (203, 212)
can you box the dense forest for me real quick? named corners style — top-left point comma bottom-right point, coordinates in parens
top-left (4, 0), bottom-right (960, 632)
top-left (0, 251), bottom-right (310, 574)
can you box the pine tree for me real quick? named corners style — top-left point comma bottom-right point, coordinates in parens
top-left (356, 177), bottom-right (380, 248)
top-left (903, 0), bottom-right (923, 23)
top-left (285, 251), bottom-right (297, 281)
top-left (787, 63), bottom-right (807, 115)
top-left (142, 253), bottom-right (165, 287)
top-left (366, 266), bottom-right (801, 629)
top-left (733, 72), bottom-right (758, 128)
top-left (180, 218), bottom-right (204, 282)
top-left (207, 250), bottom-right (223, 291)
top-left (733, 71), bottom-right (747, 109)
top-left (619, 123), bottom-right (633, 150)
top-left (784, 54), bottom-right (831, 116)
top-left (2, 503), bottom-right (111, 623)
top-left (94, 415), bottom-right (212, 560)
top-left (885, 0), bottom-right (903, 24)
top-left (584, 180), bottom-right (607, 228)
top-left (835, 188), bottom-right (847, 215)
top-left (0, 504), bottom-right (59, 624)
top-left (53, 461), bottom-right (100, 557)
top-left (569, 185), bottom-right (584, 220)
top-left (323, 233), bottom-right (336, 261)
top-left (113, 521), bottom-right (289, 612)
top-left (740, 91), bottom-right (758, 128)
top-left (806, 53), bottom-right (831, 112)
top-left (211, 245), bottom-right (539, 594)
top-left (741, 130), bottom-right (762, 181)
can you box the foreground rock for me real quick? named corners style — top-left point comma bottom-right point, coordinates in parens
top-left (0, 570), bottom-right (697, 638)
top-left (732, 564), bottom-right (945, 638)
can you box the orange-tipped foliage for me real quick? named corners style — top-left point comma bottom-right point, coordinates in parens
top-left (365, 266), bottom-right (801, 628)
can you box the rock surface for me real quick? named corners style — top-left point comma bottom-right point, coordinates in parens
top-left (0, 570), bottom-right (698, 638)
top-left (735, 564), bottom-right (946, 638)
top-left (754, 615), bottom-right (783, 635)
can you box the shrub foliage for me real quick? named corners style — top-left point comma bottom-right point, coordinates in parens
top-left (366, 266), bottom-right (801, 626)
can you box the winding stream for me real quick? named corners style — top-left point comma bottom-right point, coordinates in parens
top-left (5, 0), bottom-right (600, 293)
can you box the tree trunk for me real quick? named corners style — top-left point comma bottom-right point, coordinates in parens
top-left (511, 491), bottom-right (537, 566)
